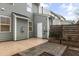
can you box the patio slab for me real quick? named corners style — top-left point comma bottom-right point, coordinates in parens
top-left (0, 38), bottom-right (48, 56)
top-left (19, 42), bottom-right (67, 56)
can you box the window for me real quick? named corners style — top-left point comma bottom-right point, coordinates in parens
top-left (27, 3), bottom-right (32, 8)
top-left (29, 22), bottom-right (32, 32)
top-left (26, 3), bottom-right (32, 13)
top-left (0, 16), bottom-right (11, 32)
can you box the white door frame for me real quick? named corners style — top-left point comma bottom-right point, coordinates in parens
top-left (13, 14), bottom-right (30, 41)
top-left (37, 22), bottom-right (43, 38)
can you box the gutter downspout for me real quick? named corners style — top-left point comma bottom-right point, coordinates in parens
top-left (42, 7), bottom-right (43, 14)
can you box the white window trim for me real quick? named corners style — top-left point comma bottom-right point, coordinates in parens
top-left (0, 15), bottom-right (11, 33)
top-left (26, 3), bottom-right (32, 13)
top-left (29, 21), bottom-right (33, 32)
top-left (12, 14), bottom-right (16, 41)
top-left (27, 7), bottom-right (32, 13)
top-left (27, 3), bottom-right (32, 8)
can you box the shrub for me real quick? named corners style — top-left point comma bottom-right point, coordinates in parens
top-left (49, 31), bottom-right (62, 39)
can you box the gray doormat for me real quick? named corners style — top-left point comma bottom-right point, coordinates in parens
top-left (62, 48), bottom-right (79, 56)
top-left (39, 52), bottom-right (54, 56)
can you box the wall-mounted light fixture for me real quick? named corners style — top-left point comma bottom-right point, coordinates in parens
top-left (0, 8), bottom-right (5, 11)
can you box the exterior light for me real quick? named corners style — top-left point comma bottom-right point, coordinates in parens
top-left (1, 8), bottom-right (5, 11)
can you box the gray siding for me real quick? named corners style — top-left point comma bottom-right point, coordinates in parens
top-left (0, 3), bottom-right (13, 41)
top-left (0, 33), bottom-right (13, 41)
top-left (0, 3), bottom-right (14, 16)
top-left (0, 3), bottom-right (33, 41)
top-left (33, 14), bottom-right (48, 38)
top-left (32, 4), bottom-right (39, 13)
top-left (13, 3), bottom-right (32, 18)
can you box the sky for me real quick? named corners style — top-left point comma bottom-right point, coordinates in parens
top-left (40, 3), bottom-right (79, 21)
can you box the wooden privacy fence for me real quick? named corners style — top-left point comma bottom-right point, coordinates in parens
top-left (50, 24), bottom-right (79, 42)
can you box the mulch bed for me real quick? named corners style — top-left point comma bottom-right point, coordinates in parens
top-left (62, 47), bottom-right (79, 56)
top-left (39, 52), bottom-right (54, 56)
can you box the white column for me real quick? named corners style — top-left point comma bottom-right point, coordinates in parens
top-left (14, 15), bottom-right (17, 41)
top-left (27, 20), bottom-right (29, 38)
top-left (47, 17), bottom-right (49, 39)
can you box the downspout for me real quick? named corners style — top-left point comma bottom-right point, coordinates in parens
top-left (13, 14), bottom-right (17, 41)
top-left (42, 7), bottom-right (43, 14)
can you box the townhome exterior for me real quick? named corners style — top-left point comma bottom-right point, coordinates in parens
top-left (0, 3), bottom-right (68, 41)
top-left (49, 11), bottom-right (75, 25)
top-left (33, 6), bottom-right (51, 39)
top-left (0, 3), bottom-right (33, 41)
top-left (0, 3), bottom-right (52, 41)
top-left (49, 12), bottom-right (66, 25)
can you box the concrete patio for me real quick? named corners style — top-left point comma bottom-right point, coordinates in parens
top-left (1, 38), bottom-right (79, 56)
top-left (19, 42), bottom-right (67, 56)
top-left (0, 38), bottom-right (48, 56)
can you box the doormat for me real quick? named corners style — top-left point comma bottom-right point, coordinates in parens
top-left (62, 48), bottom-right (79, 56)
top-left (39, 52), bottom-right (54, 56)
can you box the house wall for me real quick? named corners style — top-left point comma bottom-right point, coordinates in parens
top-left (42, 8), bottom-right (50, 15)
top-left (39, 7), bottom-right (50, 15)
top-left (32, 3), bottom-right (39, 13)
top-left (39, 6), bottom-right (42, 14)
top-left (0, 3), bottom-right (33, 41)
top-left (0, 3), bottom-right (14, 41)
top-left (33, 14), bottom-right (48, 38)
top-left (61, 21), bottom-right (72, 25)
top-left (53, 17), bottom-right (61, 25)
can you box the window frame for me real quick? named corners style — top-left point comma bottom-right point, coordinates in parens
top-left (0, 15), bottom-right (11, 33)
top-left (29, 21), bottom-right (33, 32)
top-left (26, 3), bottom-right (32, 13)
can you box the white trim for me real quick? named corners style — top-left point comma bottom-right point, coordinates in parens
top-left (10, 17), bottom-right (11, 32)
top-left (0, 15), bottom-right (11, 33)
top-left (27, 20), bottom-right (29, 38)
top-left (16, 15), bottom-right (30, 38)
top-left (0, 18), bottom-right (1, 31)
top-left (16, 15), bottom-right (30, 20)
top-left (47, 16), bottom-right (50, 39)
top-left (0, 15), bottom-right (11, 18)
top-left (14, 15), bottom-right (17, 41)
top-left (37, 22), bottom-right (43, 38)
top-left (13, 14), bottom-right (30, 40)
top-left (26, 3), bottom-right (32, 13)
